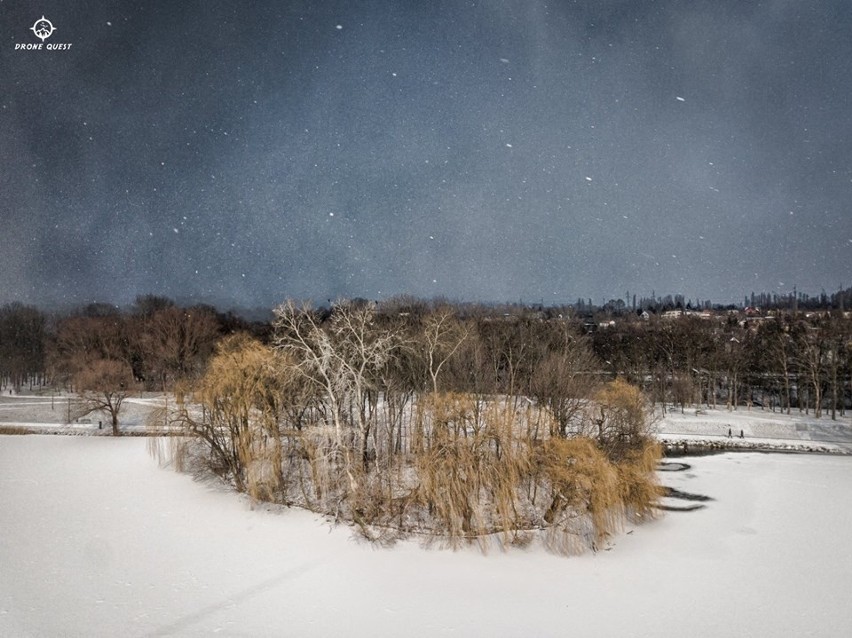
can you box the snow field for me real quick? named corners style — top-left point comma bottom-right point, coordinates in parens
top-left (1, 436), bottom-right (851, 636)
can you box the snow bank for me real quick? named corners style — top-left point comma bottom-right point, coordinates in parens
top-left (1, 437), bottom-right (851, 636)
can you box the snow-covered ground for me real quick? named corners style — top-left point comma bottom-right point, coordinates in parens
top-left (1, 436), bottom-right (851, 637)
top-left (0, 392), bottom-right (167, 434)
top-left (657, 406), bottom-right (852, 454)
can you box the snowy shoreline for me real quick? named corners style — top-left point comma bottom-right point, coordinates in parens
top-left (655, 405), bottom-right (852, 455)
top-left (661, 437), bottom-right (848, 456)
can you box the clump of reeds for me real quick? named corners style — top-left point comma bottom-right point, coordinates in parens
top-left (532, 436), bottom-right (620, 553)
top-left (614, 440), bottom-right (665, 523)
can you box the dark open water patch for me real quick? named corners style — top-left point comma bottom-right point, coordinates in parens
top-left (657, 486), bottom-right (713, 512)
top-left (655, 478), bottom-right (713, 512)
top-left (662, 486), bottom-right (712, 502)
top-left (663, 443), bottom-right (727, 458)
top-left (662, 439), bottom-right (850, 458)
top-left (656, 502), bottom-right (706, 512)
top-left (658, 461), bottom-right (691, 472)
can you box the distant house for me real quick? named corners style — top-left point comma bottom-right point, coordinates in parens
top-left (660, 309), bottom-right (713, 321)
top-left (681, 310), bottom-right (713, 320)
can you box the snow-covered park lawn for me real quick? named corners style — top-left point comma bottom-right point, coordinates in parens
top-left (2, 435), bottom-right (851, 637)
top-left (0, 392), bottom-right (164, 434)
top-left (657, 406), bottom-right (852, 453)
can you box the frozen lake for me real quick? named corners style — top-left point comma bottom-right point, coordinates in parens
top-left (2, 436), bottom-right (851, 637)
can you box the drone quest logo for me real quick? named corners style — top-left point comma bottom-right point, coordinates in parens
top-left (14, 16), bottom-right (73, 51)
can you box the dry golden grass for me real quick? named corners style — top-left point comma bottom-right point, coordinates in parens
top-left (533, 437), bottom-right (619, 552)
top-left (0, 425), bottom-right (35, 435)
top-left (405, 394), bottom-right (662, 554)
top-left (615, 440), bottom-right (665, 522)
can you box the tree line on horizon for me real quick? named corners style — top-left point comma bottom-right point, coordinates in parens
top-left (577, 284), bottom-right (852, 316)
top-left (1, 292), bottom-right (850, 422)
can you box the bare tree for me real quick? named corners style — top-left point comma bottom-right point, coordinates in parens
top-left (0, 303), bottom-right (46, 390)
top-left (57, 314), bottom-right (131, 362)
top-left (51, 314), bottom-right (133, 392)
top-left (132, 294), bottom-right (176, 318)
top-left (529, 334), bottom-right (599, 438)
top-left (74, 359), bottom-right (137, 435)
top-left (822, 317), bottom-right (849, 420)
top-left (273, 300), bottom-right (397, 479)
top-left (422, 308), bottom-right (469, 395)
top-left (796, 326), bottom-right (826, 417)
top-left (135, 305), bottom-right (220, 389)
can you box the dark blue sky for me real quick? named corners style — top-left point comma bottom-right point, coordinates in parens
top-left (2, 0), bottom-right (851, 308)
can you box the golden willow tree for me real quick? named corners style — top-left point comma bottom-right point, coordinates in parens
top-left (162, 334), bottom-right (296, 498)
